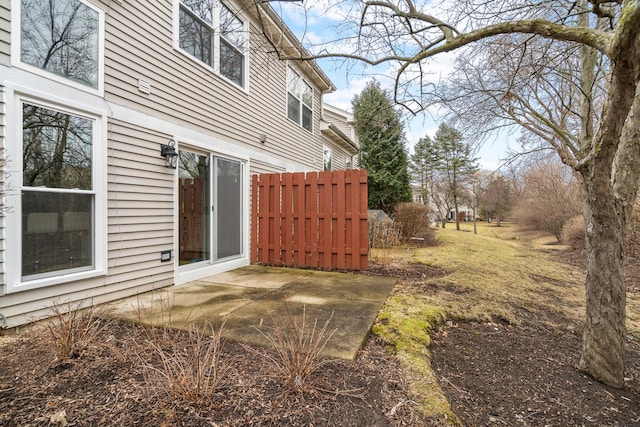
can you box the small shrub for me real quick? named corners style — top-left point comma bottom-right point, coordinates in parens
top-left (43, 301), bottom-right (106, 362)
top-left (255, 306), bottom-right (336, 395)
top-left (139, 322), bottom-right (225, 405)
top-left (561, 215), bottom-right (586, 250)
top-left (393, 202), bottom-right (433, 240)
top-left (412, 227), bottom-right (438, 247)
top-left (511, 162), bottom-right (581, 242)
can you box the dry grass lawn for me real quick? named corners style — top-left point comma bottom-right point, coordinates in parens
top-left (371, 221), bottom-right (640, 424)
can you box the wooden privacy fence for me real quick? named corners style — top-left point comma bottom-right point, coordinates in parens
top-left (251, 169), bottom-right (368, 271)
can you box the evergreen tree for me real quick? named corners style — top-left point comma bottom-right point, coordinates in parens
top-left (409, 134), bottom-right (439, 205)
top-left (352, 80), bottom-right (411, 214)
top-left (433, 123), bottom-right (479, 230)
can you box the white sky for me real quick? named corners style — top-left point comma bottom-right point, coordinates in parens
top-left (276, 1), bottom-right (511, 171)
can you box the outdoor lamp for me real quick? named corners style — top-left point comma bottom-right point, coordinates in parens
top-left (160, 140), bottom-right (178, 169)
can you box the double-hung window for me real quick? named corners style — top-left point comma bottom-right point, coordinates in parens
top-left (15, 99), bottom-right (101, 285)
top-left (8, 0), bottom-right (106, 292)
top-left (178, 0), bottom-right (247, 87)
top-left (287, 67), bottom-right (313, 132)
top-left (16, 0), bottom-right (103, 92)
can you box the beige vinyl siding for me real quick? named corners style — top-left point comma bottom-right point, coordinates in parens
top-left (0, 84), bottom-right (5, 296)
top-left (0, 119), bottom-right (175, 327)
top-left (324, 108), bottom-right (354, 139)
top-left (0, 1), bottom-right (9, 65)
top-left (250, 159), bottom-right (286, 176)
top-left (324, 139), bottom-right (350, 171)
top-left (106, 119), bottom-right (174, 286)
top-left (102, 0), bottom-right (326, 172)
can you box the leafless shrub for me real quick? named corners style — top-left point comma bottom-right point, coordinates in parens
top-left (512, 162), bottom-right (581, 242)
top-left (369, 218), bottom-right (401, 249)
top-left (393, 202), bottom-right (433, 240)
top-left (43, 300), bottom-right (107, 362)
top-left (255, 306), bottom-right (336, 395)
top-left (138, 322), bottom-right (225, 406)
top-left (561, 215), bottom-right (586, 250)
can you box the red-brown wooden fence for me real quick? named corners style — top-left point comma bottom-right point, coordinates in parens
top-left (251, 169), bottom-right (368, 271)
top-left (179, 178), bottom-right (204, 261)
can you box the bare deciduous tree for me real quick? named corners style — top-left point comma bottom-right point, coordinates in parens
top-left (512, 160), bottom-right (583, 242)
top-left (263, 0), bottom-right (640, 387)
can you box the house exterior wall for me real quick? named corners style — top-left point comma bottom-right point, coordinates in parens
top-left (323, 105), bottom-right (356, 142)
top-left (0, 1), bottom-right (8, 66)
top-left (0, 0), bottom-right (349, 327)
top-left (0, 84), bottom-right (5, 301)
top-left (103, 0), bottom-right (330, 171)
top-left (322, 139), bottom-right (349, 170)
top-left (320, 104), bottom-right (358, 170)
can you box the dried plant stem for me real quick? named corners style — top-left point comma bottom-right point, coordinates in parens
top-left (43, 300), bottom-right (106, 362)
top-left (138, 322), bottom-right (225, 405)
top-left (255, 305), bottom-right (336, 395)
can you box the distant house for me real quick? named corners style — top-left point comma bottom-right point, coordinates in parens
top-left (448, 206), bottom-right (476, 222)
top-left (0, 0), bottom-right (357, 327)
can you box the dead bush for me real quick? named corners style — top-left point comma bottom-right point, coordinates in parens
top-left (138, 322), bottom-right (226, 405)
top-left (561, 215), bottom-right (586, 250)
top-left (43, 300), bottom-right (107, 362)
top-left (369, 218), bottom-right (401, 249)
top-left (393, 202), bottom-right (433, 240)
top-left (254, 306), bottom-right (336, 395)
top-left (412, 227), bottom-right (438, 246)
top-left (512, 162), bottom-right (581, 242)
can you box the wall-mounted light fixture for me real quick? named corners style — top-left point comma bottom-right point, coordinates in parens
top-left (160, 140), bottom-right (178, 169)
top-left (259, 133), bottom-right (267, 144)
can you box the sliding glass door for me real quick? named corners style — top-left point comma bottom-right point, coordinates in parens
top-left (178, 150), bottom-right (243, 266)
top-left (215, 157), bottom-right (242, 259)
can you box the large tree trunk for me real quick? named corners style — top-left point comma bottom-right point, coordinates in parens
top-left (576, 8), bottom-right (640, 387)
top-left (578, 174), bottom-right (626, 388)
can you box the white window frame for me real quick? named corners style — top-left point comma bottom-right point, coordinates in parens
top-left (287, 66), bottom-right (314, 132)
top-left (173, 0), bottom-right (249, 90)
top-left (4, 87), bottom-right (108, 294)
top-left (10, 0), bottom-right (105, 96)
top-left (175, 141), bottom-right (250, 285)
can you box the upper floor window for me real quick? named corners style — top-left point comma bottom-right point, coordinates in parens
top-left (178, 0), bottom-right (247, 87)
top-left (323, 145), bottom-right (332, 171)
top-left (287, 67), bottom-right (313, 132)
top-left (18, 0), bottom-right (103, 91)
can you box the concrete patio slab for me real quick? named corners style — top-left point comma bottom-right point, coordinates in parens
top-left (109, 265), bottom-right (396, 361)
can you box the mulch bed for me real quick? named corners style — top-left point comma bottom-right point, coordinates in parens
top-left (430, 249), bottom-right (640, 426)
top-left (431, 322), bottom-right (640, 426)
top-left (0, 320), bottom-right (427, 426)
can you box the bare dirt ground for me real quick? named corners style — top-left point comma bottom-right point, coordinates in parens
top-left (0, 319), bottom-right (427, 426)
top-left (429, 250), bottom-right (640, 426)
top-left (2, 251), bottom-right (639, 426)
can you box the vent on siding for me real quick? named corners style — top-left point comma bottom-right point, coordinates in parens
top-left (138, 79), bottom-right (151, 94)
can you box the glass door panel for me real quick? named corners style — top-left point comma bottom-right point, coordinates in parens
top-left (178, 151), bottom-right (210, 265)
top-left (214, 157), bottom-right (242, 259)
